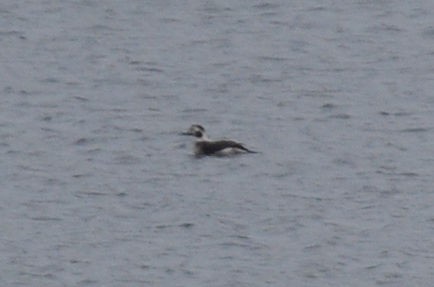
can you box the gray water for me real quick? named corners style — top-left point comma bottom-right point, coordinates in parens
top-left (1, 1), bottom-right (434, 286)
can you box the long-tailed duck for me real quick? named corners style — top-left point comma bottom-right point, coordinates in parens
top-left (182, 124), bottom-right (257, 156)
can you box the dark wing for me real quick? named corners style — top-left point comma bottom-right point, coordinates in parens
top-left (198, 140), bottom-right (253, 155)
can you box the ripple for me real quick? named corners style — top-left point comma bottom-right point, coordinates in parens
top-left (321, 103), bottom-right (337, 110)
top-left (154, 223), bottom-right (195, 230)
top-left (328, 113), bottom-right (351, 120)
top-left (72, 173), bottom-right (92, 179)
top-left (182, 108), bottom-right (208, 113)
top-left (252, 3), bottom-right (280, 10)
top-left (113, 154), bottom-right (141, 165)
top-left (30, 216), bottom-right (62, 222)
top-left (73, 96), bottom-right (89, 102)
top-left (257, 56), bottom-right (289, 62)
top-left (177, 223), bottom-right (194, 229)
top-left (76, 191), bottom-right (109, 197)
top-left (422, 26), bottom-right (434, 39)
top-left (74, 138), bottom-right (91, 145)
top-left (397, 172), bottom-right (419, 177)
top-left (399, 127), bottom-right (430, 133)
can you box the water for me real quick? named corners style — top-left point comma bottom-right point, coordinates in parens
top-left (1, 1), bottom-right (434, 286)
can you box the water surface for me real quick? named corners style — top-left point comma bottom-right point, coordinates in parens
top-left (1, 1), bottom-right (434, 286)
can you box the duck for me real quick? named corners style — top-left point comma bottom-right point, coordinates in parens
top-left (182, 124), bottom-right (257, 156)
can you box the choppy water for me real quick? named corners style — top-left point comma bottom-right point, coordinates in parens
top-left (1, 1), bottom-right (434, 286)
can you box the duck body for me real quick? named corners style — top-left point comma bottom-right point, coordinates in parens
top-left (195, 139), bottom-right (255, 156)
